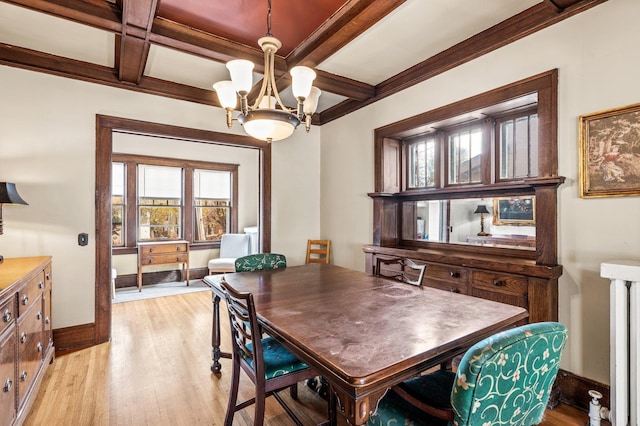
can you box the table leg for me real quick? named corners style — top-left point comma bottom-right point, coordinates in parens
top-left (211, 293), bottom-right (223, 373)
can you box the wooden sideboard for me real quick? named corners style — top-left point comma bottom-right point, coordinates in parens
top-left (137, 241), bottom-right (189, 291)
top-left (0, 256), bottom-right (54, 426)
top-left (363, 245), bottom-right (561, 324)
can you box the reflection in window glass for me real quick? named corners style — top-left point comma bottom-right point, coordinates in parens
top-left (112, 162), bottom-right (125, 247)
top-left (448, 127), bottom-right (482, 184)
top-left (408, 137), bottom-right (436, 188)
top-left (138, 165), bottom-right (183, 241)
top-left (194, 169), bottom-right (231, 241)
top-left (499, 113), bottom-right (538, 179)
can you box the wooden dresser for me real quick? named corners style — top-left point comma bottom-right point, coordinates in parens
top-left (364, 246), bottom-right (561, 324)
top-left (137, 241), bottom-right (189, 291)
top-left (0, 256), bottom-right (54, 426)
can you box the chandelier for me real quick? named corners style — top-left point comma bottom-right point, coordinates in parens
top-left (213, 0), bottom-right (322, 142)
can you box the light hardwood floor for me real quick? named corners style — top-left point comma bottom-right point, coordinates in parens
top-left (24, 290), bottom-right (589, 425)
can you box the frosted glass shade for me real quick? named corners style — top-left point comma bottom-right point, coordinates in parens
top-left (290, 66), bottom-right (316, 99)
top-left (226, 59), bottom-right (254, 94)
top-left (213, 81), bottom-right (237, 109)
top-left (303, 86), bottom-right (322, 115)
top-left (238, 109), bottom-right (300, 142)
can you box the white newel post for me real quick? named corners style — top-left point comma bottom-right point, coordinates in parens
top-left (601, 260), bottom-right (640, 426)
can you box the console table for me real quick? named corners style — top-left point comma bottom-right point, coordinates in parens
top-left (137, 241), bottom-right (189, 291)
top-left (0, 256), bottom-right (54, 426)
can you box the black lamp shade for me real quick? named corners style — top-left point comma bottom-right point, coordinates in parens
top-left (0, 182), bottom-right (28, 205)
top-left (474, 204), bottom-right (489, 214)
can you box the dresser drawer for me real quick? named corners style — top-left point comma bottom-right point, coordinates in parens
top-left (142, 253), bottom-right (189, 265)
top-left (0, 296), bottom-right (16, 336)
top-left (424, 262), bottom-right (468, 283)
top-left (471, 270), bottom-right (528, 296)
top-left (17, 272), bottom-right (45, 316)
top-left (0, 327), bottom-right (17, 426)
top-left (17, 300), bottom-right (44, 406)
top-left (140, 242), bottom-right (188, 256)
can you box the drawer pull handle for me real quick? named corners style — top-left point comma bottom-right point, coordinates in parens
top-left (20, 371), bottom-right (28, 382)
top-left (493, 279), bottom-right (506, 287)
top-left (22, 295), bottom-right (29, 305)
top-left (3, 379), bottom-right (12, 393)
top-left (37, 342), bottom-right (43, 352)
top-left (39, 280), bottom-right (44, 289)
top-left (2, 310), bottom-right (11, 323)
top-left (45, 317), bottom-right (51, 325)
top-left (37, 311), bottom-right (43, 320)
top-left (46, 273), bottom-right (51, 280)
top-left (450, 271), bottom-right (459, 278)
top-left (149, 247), bottom-right (154, 253)
top-left (20, 332), bottom-right (27, 343)
top-left (148, 259), bottom-right (153, 264)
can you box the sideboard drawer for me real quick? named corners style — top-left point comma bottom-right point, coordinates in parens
top-left (424, 262), bottom-right (468, 283)
top-left (0, 297), bottom-right (16, 336)
top-left (143, 253), bottom-right (189, 265)
top-left (471, 271), bottom-right (528, 296)
top-left (17, 272), bottom-right (44, 316)
top-left (140, 242), bottom-right (188, 256)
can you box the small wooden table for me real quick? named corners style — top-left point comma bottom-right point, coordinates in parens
top-left (205, 263), bottom-right (528, 425)
top-left (137, 240), bottom-right (189, 292)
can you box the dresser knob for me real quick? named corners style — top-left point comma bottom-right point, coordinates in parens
top-left (20, 332), bottom-right (27, 344)
top-left (149, 247), bottom-right (154, 253)
top-left (37, 311), bottom-right (43, 320)
top-left (3, 379), bottom-right (12, 393)
top-left (46, 273), bottom-right (51, 280)
top-left (2, 310), bottom-right (10, 323)
top-left (37, 342), bottom-right (43, 353)
top-left (20, 371), bottom-right (28, 382)
top-left (450, 271), bottom-right (459, 278)
top-left (148, 259), bottom-right (153, 264)
top-left (22, 295), bottom-right (29, 305)
top-left (39, 280), bottom-right (44, 289)
top-left (45, 317), bottom-right (51, 325)
top-left (493, 279), bottom-right (506, 287)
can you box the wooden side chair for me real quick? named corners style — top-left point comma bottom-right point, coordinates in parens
top-left (367, 322), bottom-right (568, 426)
top-left (235, 253), bottom-right (287, 272)
top-left (306, 240), bottom-right (331, 264)
top-left (375, 256), bottom-right (426, 286)
top-left (220, 279), bottom-right (324, 426)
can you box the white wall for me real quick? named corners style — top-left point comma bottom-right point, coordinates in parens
top-left (0, 66), bottom-right (321, 329)
top-left (320, 0), bottom-right (640, 384)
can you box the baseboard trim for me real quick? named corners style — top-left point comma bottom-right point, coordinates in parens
top-left (114, 267), bottom-right (208, 289)
top-left (53, 322), bottom-right (98, 354)
top-left (556, 368), bottom-right (610, 412)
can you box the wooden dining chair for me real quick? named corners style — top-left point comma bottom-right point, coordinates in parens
top-left (306, 240), bottom-right (331, 264)
top-left (367, 322), bottom-right (568, 426)
top-left (220, 279), bottom-right (323, 426)
top-left (235, 253), bottom-right (287, 272)
top-left (375, 256), bottom-right (426, 286)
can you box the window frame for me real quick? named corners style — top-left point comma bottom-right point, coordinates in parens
top-left (112, 153), bottom-right (238, 254)
top-left (494, 107), bottom-right (539, 183)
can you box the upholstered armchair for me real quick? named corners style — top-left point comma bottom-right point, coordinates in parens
top-left (368, 322), bottom-right (568, 426)
top-left (208, 233), bottom-right (251, 275)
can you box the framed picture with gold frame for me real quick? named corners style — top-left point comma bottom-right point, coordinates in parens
top-left (579, 102), bottom-right (640, 198)
top-left (493, 196), bottom-right (535, 226)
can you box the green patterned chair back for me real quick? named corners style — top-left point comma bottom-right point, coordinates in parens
top-left (235, 253), bottom-right (287, 272)
top-left (451, 322), bottom-right (568, 426)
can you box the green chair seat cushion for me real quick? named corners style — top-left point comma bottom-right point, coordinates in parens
top-left (367, 389), bottom-right (449, 426)
top-left (397, 369), bottom-right (456, 410)
top-left (242, 336), bottom-right (309, 379)
top-left (235, 253), bottom-right (287, 272)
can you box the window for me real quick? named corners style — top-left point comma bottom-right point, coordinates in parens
top-left (447, 125), bottom-right (483, 185)
top-left (193, 169), bottom-right (231, 242)
top-left (498, 112), bottom-right (538, 180)
top-left (111, 153), bottom-right (238, 250)
top-left (407, 136), bottom-right (436, 189)
top-left (111, 162), bottom-right (125, 247)
top-left (137, 165), bottom-right (183, 241)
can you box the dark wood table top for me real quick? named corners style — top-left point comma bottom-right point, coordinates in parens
top-left (207, 263), bottom-right (529, 424)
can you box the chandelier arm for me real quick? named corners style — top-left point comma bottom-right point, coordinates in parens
top-left (269, 50), bottom-right (292, 113)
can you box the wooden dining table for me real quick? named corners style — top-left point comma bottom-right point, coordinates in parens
top-left (204, 263), bottom-right (528, 425)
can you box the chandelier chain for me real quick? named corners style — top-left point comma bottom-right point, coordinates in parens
top-left (266, 0), bottom-right (273, 37)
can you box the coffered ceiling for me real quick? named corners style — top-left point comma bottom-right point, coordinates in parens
top-left (0, 0), bottom-right (606, 125)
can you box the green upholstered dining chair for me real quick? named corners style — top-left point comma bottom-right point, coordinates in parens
top-left (235, 253), bottom-right (287, 272)
top-left (367, 322), bottom-right (568, 426)
top-left (220, 279), bottom-right (322, 426)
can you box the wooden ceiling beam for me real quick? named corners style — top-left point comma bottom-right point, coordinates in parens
top-left (1, 0), bottom-right (122, 32)
top-left (286, 0), bottom-right (406, 68)
top-left (117, 0), bottom-right (159, 84)
top-left (319, 0), bottom-right (608, 124)
top-left (0, 42), bottom-right (218, 107)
